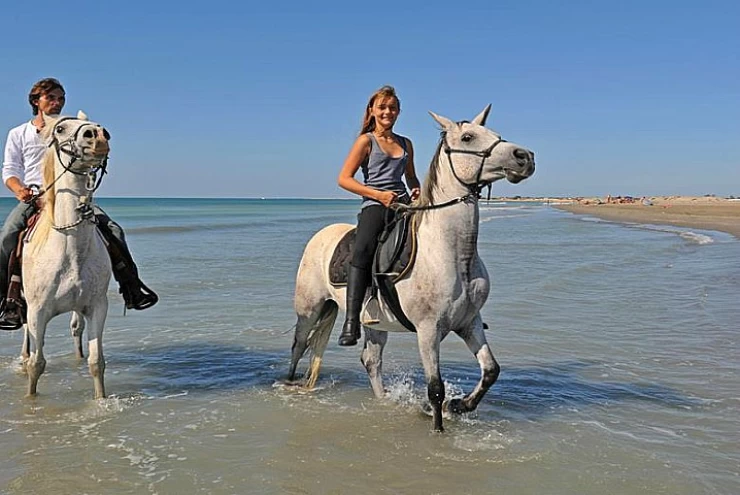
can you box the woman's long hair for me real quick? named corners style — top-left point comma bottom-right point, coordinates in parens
top-left (359, 85), bottom-right (400, 135)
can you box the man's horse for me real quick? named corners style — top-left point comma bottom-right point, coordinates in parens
top-left (21, 111), bottom-right (112, 398)
top-left (288, 106), bottom-right (535, 431)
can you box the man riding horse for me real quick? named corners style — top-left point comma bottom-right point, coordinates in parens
top-left (0, 78), bottom-right (158, 330)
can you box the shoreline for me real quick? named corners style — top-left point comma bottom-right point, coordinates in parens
top-left (554, 198), bottom-right (740, 239)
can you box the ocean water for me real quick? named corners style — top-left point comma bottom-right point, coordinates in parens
top-left (0, 197), bottom-right (738, 495)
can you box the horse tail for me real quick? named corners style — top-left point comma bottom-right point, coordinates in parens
top-left (304, 299), bottom-right (339, 389)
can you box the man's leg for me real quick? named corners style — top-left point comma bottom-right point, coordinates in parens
top-left (0, 202), bottom-right (35, 330)
top-left (93, 206), bottom-right (158, 310)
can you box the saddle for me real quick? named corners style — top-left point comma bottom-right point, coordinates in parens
top-left (328, 213), bottom-right (418, 332)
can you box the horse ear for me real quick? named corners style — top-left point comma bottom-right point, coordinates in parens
top-left (77, 110), bottom-right (88, 120)
top-left (471, 104), bottom-right (492, 126)
top-left (429, 111), bottom-right (455, 131)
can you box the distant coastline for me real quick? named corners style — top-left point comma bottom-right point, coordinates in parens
top-left (550, 196), bottom-right (740, 239)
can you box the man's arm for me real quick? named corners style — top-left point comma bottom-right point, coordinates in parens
top-left (2, 129), bottom-right (33, 202)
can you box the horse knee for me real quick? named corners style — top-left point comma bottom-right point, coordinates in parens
top-left (89, 360), bottom-right (105, 378)
top-left (360, 346), bottom-right (379, 371)
top-left (482, 361), bottom-right (500, 388)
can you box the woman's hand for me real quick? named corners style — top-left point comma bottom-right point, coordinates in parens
top-left (410, 187), bottom-right (421, 201)
top-left (376, 190), bottom-right (398, 207)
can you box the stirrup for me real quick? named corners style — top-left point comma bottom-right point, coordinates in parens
top-left (123, 281), bottom-right (159, 310)
top-left (0, 304), bottom-right (23, 331)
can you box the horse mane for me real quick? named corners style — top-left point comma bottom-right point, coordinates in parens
top-left (27, 143), bottom-right (58, 251)
top-left (415, 135), bottom-right (444, 210)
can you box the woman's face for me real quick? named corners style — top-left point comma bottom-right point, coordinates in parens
top-left (371, 96), bottom-right (399, 130)
top-left (36, 88), bottom-right (66, 115)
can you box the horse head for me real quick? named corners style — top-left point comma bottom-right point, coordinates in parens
top-left (429, 105), bottom-right (535, 189)
top-left (42, 110), bottom-right (111, 174)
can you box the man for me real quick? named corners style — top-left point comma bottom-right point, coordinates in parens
top-left (0, 77), bottom-right (158, 329)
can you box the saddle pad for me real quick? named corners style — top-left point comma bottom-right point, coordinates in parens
top-left (328, 228), bottom-right (356, 285)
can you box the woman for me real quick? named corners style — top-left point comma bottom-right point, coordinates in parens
top-left (336, 85), bottom-right (420, 346)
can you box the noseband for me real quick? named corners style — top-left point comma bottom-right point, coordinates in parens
top-left (442, 132), bottom-right (505, 194)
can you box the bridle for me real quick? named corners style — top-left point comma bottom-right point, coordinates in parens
top-left (392, 130), bottom-right (505, 213)
top-left (442, 132), bottom-right (505, 194)
top-left (30, 118), bottom-right (110, 231)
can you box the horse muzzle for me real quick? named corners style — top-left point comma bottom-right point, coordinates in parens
top-left (505, 149), bottom-right (535, 183)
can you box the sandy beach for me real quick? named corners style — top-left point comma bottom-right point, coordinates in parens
top-left (553, 196), bottom-right (740, 239)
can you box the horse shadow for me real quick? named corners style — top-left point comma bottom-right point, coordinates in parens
top-left (439, 359), bottom-right (705, 420)
top-left (109, 342), bottom-right (288, 397)
top-left (107, 344), bottom-right (702, 423)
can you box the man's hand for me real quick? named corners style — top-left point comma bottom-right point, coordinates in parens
top-left (14, 187), bottom-right (34, 202)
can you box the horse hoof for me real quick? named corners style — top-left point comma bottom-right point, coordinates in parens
top-left (443, 398), bottom-right (467, 415)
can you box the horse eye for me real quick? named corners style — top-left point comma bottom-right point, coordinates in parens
top-left (56, 125), bottom-right (65, 133)
top-left (461, 133), bottom-right (473, 143)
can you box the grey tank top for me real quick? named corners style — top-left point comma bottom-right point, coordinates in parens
top-left (360, 133), bottom-right (410, 209)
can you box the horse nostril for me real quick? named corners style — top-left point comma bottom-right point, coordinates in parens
top-left (83, 129), bottom-right (95, 139)
top-left (513, 148), bottom-right (529, 160)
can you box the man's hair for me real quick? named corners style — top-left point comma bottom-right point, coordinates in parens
top-left (28, 78), bottom-right (65, 115)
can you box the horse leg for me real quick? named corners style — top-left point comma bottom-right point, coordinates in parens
top-left (70, 311), bottom-right (85, 360)
top-left (25, 310), bottom-right (49, 397)
top-left (361, 327), bottom-right (388, 398)
top-left (85, 303), bottom-right (108, 399)
top-left (288, 313), bottom-right (317, 382)
top-left (448, 316), bottom-right (500, 415)
top-left (19, 325), bottom-right (30, 373)
top-left (417, 325), bottom-right (445, 432)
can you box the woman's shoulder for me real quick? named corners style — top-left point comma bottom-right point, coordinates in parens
top-left (354, 133), bottom-right (373, 149)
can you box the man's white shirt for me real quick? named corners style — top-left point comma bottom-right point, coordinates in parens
top-left (2, 121), bottom-right (45, 187)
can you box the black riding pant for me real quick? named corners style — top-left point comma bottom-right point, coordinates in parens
top-left (351, 205), bottom-right (397, 270)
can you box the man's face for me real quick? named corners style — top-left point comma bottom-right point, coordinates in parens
top-left (36, 88), bottom-right (65, 115)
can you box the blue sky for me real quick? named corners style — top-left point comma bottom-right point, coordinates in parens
top-left (1, 0), bottom-right (737, 198)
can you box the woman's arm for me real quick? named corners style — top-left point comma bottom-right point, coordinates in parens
top-left (403, 138), bottom-right (421, 200)
top-left (337, 135), bottom-right (398, 207)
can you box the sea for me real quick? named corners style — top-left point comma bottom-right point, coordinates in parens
top-left (0, 197), bottom-right (738, 495)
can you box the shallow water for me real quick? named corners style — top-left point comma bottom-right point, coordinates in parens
top-left (1, 198), bottom-right (738, 494)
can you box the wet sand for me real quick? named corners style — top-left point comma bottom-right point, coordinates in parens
top-left (555, 197), bottom-right (740, 239)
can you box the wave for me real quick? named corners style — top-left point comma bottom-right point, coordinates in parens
top-left (480, 213), bottom-right (531, 224)
top-left (575, 216), bottom-right (715, 245)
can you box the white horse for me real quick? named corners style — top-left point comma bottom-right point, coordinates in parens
top-left (21, 111), bottom-right (112, 398)
top-left (288, 105), bottom-right (535, 431)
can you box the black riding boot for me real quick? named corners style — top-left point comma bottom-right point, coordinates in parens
top-left (338, 265), bottom-right (369, 346)
top-left (0, 243), bottom-right (25, 331)
top-left (102, 228), bottom-right (159, 311)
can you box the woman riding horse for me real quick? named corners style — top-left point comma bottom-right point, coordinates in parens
top-left (335, 85), bottom-right (420, 346)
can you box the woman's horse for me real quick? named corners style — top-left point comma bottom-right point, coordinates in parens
top-left (21, 111), bottom-right (112, 398)
top-left (288, 105), bottom-right (535, 431)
